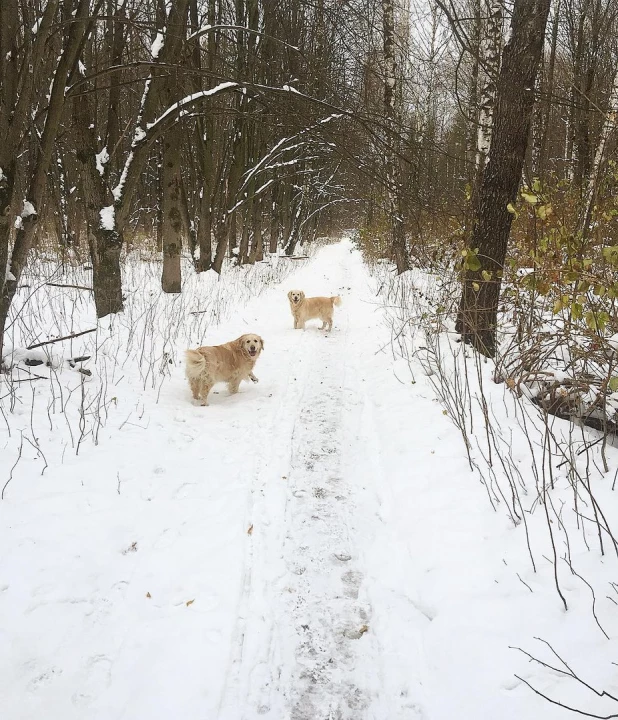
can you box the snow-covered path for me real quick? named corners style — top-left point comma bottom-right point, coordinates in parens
top-left (3, 240), bottom-right (617, 720)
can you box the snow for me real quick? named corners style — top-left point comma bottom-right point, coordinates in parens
top-left (99, 205), bottom-right (115, 230)
top-left (187, 24), bottom-right (212, 42)
top-left (113, 152), bottom-right (132, 201)
top-left (151, 32), bottom-right (165, 59)
top-left (1, 240), bottom-right (618, 719)
top-left (95, 147), bottom-right (109, 176)
top-left (22, 200), bottom-right (36, 218)
top-left (132, 127), bottom-right (146, 145)
top-left (146, 83), bottom-right (238, 132)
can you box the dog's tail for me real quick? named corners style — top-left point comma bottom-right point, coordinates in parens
top-left (331, 295), bottom-right (342, 307)
top-left (185, 349), bottom-right (206, 379)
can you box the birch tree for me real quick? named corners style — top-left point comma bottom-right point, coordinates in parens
top-left (383, 0), bottom-right (410, 273)
top-left (473, 0), bottom-right (503, 194)
top-left (457, 0), bottom-right (552, 357)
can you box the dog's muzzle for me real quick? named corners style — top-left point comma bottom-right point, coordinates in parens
top-left (249, 347), bottom-right (257, 356)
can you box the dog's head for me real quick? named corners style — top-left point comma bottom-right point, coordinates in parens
top-left (238, 333), bottom-right (264, 359)
top-left (288, 290), bottom-right (305, 306)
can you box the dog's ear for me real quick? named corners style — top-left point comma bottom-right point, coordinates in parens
top-left (299, 291), bottom-right (305, 301)
top-left (259, 337), bottom-right (265, 351)
top-left (287, 291), bottom-right (294, 301)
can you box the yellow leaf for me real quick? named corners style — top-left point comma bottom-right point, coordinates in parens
top-left (536, 203), bottom-right (553, 219)
top-left (359, 624), bottom-right (369, 635)
top-left (146, 592), bottom-right (151, 598)
top-left (472, 282), bottom-right (480, 291)
top-left (186, 599), bottom-right (195, 607)
top-left (521, 191), bottom-right (539, 204)
top-left (247, 524), bottom-right (253, 535)
top-left (506, 203), bottom-right (517, 215)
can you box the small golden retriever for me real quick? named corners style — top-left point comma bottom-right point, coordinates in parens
top-left (185, 333), bottom-right (264, 406)
top-left (288, 290), bottom-right (342, 331)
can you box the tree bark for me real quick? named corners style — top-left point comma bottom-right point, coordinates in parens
top-left (161, 125), bottom-right (184, 293)
top-left (382, 0), bottom-right (410, 273)
top-left (457, 0), bottom-right (551, 357)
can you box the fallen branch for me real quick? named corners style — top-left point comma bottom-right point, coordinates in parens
top-left (27, 328), bottom-right (97, 350)
top-left (46, 282), bottom-right (93, 291)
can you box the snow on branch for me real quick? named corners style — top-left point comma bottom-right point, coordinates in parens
top-left (145, 82), bottom-right (239, 133)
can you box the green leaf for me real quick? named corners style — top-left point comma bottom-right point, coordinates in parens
top-left (609, 376), bottom-right (618, 392)
top-left (602, 246), bottom-right (618, 265)
top-left (506, 202), bottom-right (518, 217)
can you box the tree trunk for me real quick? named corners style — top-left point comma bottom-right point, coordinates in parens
top-left (474, 0), bottom-right (503, 190)
top-left (457, 0), bottom-right (551, 357)
top-left (269, 183), bottom-right (280, 254)
top-left (161, 126), bottom-right (183, 293)
top-left (382, 0), bottom-right (410, 273)
top-left (0, 0), bottom-right (92, 360)
top-left (581, 62), bottom-right (618, 236)
top-left (536, 0), bottom-right (560, 182)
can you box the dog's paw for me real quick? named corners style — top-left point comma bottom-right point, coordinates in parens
top-left (250, 374), bottom-right (259, 383)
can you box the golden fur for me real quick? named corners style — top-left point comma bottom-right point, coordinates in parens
top-left (185, 333), bottom-right (264, 406)
top-left (287, 290), bottom-right (342, 331)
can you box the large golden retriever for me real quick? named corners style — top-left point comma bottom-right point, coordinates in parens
top-left (287, 290), bottom-right (342, 331)
top-left (185, 333), bottom-right (264, 406)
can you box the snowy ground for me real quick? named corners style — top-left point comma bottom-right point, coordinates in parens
top-left (2, 239), bottom-right (618, 719)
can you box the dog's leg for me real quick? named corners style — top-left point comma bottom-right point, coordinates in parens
top-left (248, 372), bottom-right (259, 383)
top-left (200, 379), bottom-right (213, 406)
top-left (228, 380), bottom-right (241, 395)
top-left (189, 377), bottom-right (201, 400)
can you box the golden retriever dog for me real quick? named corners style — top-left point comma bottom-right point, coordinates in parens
top-left (185, 333), bottom-right (264, 406)
top-left (287, 290), bottom-right (342, 331)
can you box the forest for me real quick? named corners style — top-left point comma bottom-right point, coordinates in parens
top-left (2, 1), bottom-right (618, 718)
